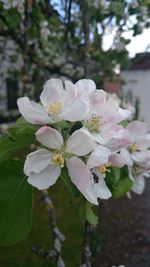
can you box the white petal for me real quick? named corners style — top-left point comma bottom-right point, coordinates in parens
top-left (67, 128), bottom-right (97, 156)
top-left (120, 148), bottom-right (133, 166)
top-left (94, 174), bottom-right (112, 199)
top-left (27, 164), bottom-right (61, 190)
top-left (87, 145), bottom-right (111, 169)
top-left (66, 156), bottom-right (91, 192)
top-left (64, 80), bottom-right (77, 98)
top-left (24, 149), bottom-right (52, 176)
top-left (132, 175), bottom-right (145, 194)
top-left (40, 78), bottom-right (66, 107)
top-left (85, 184), bottom-right (98, 205)
top-left (17, 97), bottom-right (51, 124)
top-left (61, 98), bottom-right (90, 121)
top-left (36, 126), bottom-right (63, 149)
top-left (132, 150), bottom-right (150, 163)
top-left (118, 107), bottom-right (131, 122)
top-left (75, 79), bottom-right (96, 96)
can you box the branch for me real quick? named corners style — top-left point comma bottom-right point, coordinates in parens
top-left (32, 190), bottom-right (65, 267)
top-left (79, 0), bottom-right (91, 78)
top-left (80, 220), bottom-right (93, 267)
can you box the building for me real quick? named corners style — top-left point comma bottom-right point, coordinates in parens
top-left (121, 53), bottom-right (150, 123)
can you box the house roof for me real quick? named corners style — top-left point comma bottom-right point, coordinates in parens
top-left (128, 52), bottom-right (150, 70)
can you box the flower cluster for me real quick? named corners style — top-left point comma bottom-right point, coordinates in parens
top-left (17, 78), bottom-right (150, 205)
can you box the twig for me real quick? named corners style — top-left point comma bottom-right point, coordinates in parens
top-left (32, 190), bottom-right (65, 267)
top-left (79, 0), bottom-right (91, 78)
top-left (80, 220), bottom-right (93, 267)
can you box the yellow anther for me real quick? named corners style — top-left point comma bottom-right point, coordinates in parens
top-left (52, 152), bottom-right (65, 168)
top-left (47, 102), bottom-right (62, 118)
top-left (128, 143), bottom-right (137, 152)
top-left (88, 114), bottom-right (100, 132)
top-left (97, 162), bottom-right (111, 177)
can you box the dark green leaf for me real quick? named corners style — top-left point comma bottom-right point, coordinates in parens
top-left (0, 160), bottom-right (32, 246)
top-left (0, 117), bottom-right (39, 162)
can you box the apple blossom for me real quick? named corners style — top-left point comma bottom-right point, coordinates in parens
top-left (24, 126), bottom-right (100, 202)
top-left (17, 78), bottom-right (92, 125)
top-left (82, 90), bottom-right (131, 145)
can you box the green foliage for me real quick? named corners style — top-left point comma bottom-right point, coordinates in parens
top-left (0, 160), bottom-right (32, 246)
top-left (86, 202), bottom-right (98, 225)
top-left (5, 8), bottom-right (21, 29)
top-left (105, 166), bottom-right (133, 198)
top-left (0, 117), bottom-right (38, 162)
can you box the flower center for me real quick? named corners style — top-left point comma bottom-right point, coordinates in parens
top-left (88, 114), bottom-right (100, 132)
top-left (47, 102), bottom-right (62, 120)
top-left (52, 152), bottom-right (65, 168)
top-left (128, 143), bottom-right (137, 152)
top-left (97, 162), bottom-right (111, 177)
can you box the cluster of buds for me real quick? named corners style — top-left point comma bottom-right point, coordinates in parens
top-left (17, 78), bottom-right (150, 205)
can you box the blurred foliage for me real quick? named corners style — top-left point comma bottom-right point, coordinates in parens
top-left (0, 0), bottom-right (150, 97)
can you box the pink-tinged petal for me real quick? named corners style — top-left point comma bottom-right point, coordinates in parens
top-left (93, 174), bottom-right (112, 199)
top-left (66, 157), bottom-right (98, 204)
top-left (75, 79), bottom-right (96, 97)
top-left (61, 98), bottom-right (90, 121)
top-left (106, 129), bottom-right (131, 152)
top-left (40, 78), bottom-right (66, 107)
top-left (17, 97), bottom-right (51, 124)
top-left (87, 145), bottom-right (111, 169)
top-left (36, 126), bottom-right (63, 149)
top-left (131, 175), bottom-right (145, 194)
top-left (90, 90), bottom-right (106, 114)
top-left (27, 164), bottom-right (61, 190)
top-left (132, 150), bottom-right (150, 163)
top-left (66, 156), bottom-right (91, 192)
top-left (109, 153), bottom-right (125, 168)
top-left (24, 149), bottom-right (52, 176)
top-left (120, 148), bottom-right (133, 166)
top-left (126, 121), bottom-right (148, 137)
top-left (136, 135), bottom-right (150, 150)
top-left (67, 128), bottom-right (96, 156)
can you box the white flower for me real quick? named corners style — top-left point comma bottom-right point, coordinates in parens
top-left (82, 90), bottom-right (131, 145)
top-left (119, 121), bottom-right (150, 167)
top-left (78, 145), bottom-right (112, 204)
top-left (17, 78), bottom-right (91, 124)
top-left (24, 126), bottom-right (97, 202)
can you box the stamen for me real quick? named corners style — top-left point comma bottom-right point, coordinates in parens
top-left (47, 102), bottom-right (62, 120)
top-left (52, 152), bottom-right (65, 168)
top-left (88, 114), bottom-right (100, 132)
top-left (128, 143), bottom-right (137, 152)
top-left (97, 162), bottom-right (111, 177)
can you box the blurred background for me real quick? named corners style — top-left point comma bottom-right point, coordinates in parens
top-left (0, 0), bottom-right (150, 266)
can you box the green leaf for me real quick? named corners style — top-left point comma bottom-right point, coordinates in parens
top-left (0, 160), bottom-right (32, 246)
top-left (0, 118), bottom-right (39, 162)
top-left (86, 202), bottom-right (98, 225)
top-left (105, 167), bottom-right (120, 190)
top-left (112, 176), bottom-right (132, 199)
top-left (60, 167), bottom-right (80, 196)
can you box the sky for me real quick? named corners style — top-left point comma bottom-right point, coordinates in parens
top-left (103, 28), bottom-right (150, 58)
